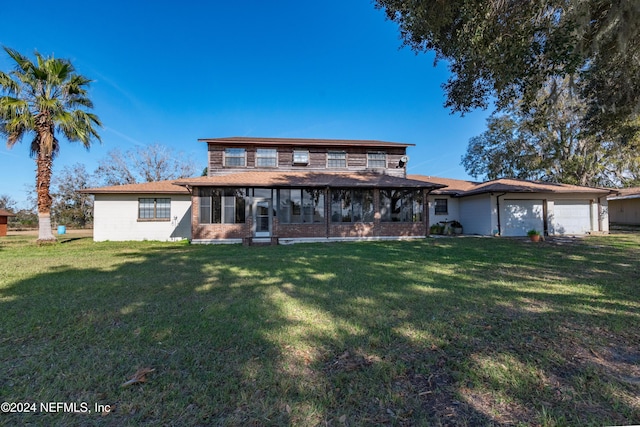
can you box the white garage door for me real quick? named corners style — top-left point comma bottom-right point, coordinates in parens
top-left (552, 200), bottom-right (591, 235)
top-left (501, 200), bottom-right (544, 236)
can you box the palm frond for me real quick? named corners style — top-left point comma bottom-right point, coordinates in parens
top-left (0, 71), bottom-right (20, 95)
top-left (1, 47), bottom-right (101, 154)
top-left (3, 47), bottom-right (34, 73)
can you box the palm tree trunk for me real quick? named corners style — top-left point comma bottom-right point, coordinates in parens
top-left (36, 151), bottom-right (56, 242)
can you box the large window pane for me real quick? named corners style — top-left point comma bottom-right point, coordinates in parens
top-left (327, 151), bottom-right (346, 168)
top-left (361, 190), bottom-right (374, 222)
top-left (380, 189), bottom-right (423, 223)
top-left (291, 190), bottom-right (302, 223)
top-left (139, 198), bottom-right (155, 219)
top-left (278, 189), bottom-right (325, 224)
top-left (224, 148), bottom-right (246, 167)
top-left (310, 190), bottom-right (325, 222)
top-left (278, 189), bottom-right (291, 223)
top-left (293, 150), bottom-right (309, 164)
top-left (139, 198), bottom-right (170, 220)
top-left (256, 149), bottom-right (277, 167)
top-left (198, 188), bottom-right (245, 224)
top-left (367, 152), bottom-right (386, 168)
top-left (330, 189), bottom-right (373, 223)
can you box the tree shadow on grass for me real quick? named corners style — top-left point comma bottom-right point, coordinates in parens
top-left (0, 237), bottom-right (638, 425)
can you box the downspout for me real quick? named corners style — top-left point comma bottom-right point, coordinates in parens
top-left (495, 193), bottom-right (507, 236)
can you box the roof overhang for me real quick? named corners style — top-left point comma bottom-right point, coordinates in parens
top-left (81, 180), bottom-right (190, 195)
top-left (174, 172), bottom-right (445, 190)
top-left (198, 136), bottom-right (414, 149)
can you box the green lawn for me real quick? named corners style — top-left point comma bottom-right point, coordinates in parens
top-left (0, 234), bottom-right (638, 426)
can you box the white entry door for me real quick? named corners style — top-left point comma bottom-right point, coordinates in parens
top-left (253, 199), bottom-right (272, 237)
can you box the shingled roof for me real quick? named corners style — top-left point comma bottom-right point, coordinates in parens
top-left (0, 209), bottom-right (16, 217)
top-left (408, 175), bottom-right (613, 197)
top-left (175, 171), bottom-right (444, 189)
top-left (608, 187), bottom-right (640, 200)
top-left (198, 136), bottom-right (414, 148)
top-left (82, 180), bottom-right (190, 194)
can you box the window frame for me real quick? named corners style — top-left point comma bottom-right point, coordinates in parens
top-left (380, 189), bottom-right (424, 223)
top-left (278, 188), bottom-right (325, 224)
top-left (293, 150), bottom-right (309, 165)
top-left (138, 198), bottom-right (171, 221)
top-left (330, 189), bottom-right (374, 223)
top-left (367, 152), bottom-right (387, 169)
top-left (255, 148), bottom-right (278, 168)
top-left (434, 198), bottom-right (448, 215)
top-left (198, 188), bottom-right (246, 224)
top-left (224, 148), bottom-right (246, 167)
top-left (327, 151), bottom-right (347, 168)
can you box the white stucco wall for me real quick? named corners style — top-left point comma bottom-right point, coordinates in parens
top-left (428, 195), bottom-right (460, 226)
top-left (429, 192), bottom-right (609, 236)
top-left (93, 194), bottom-right (192, 242)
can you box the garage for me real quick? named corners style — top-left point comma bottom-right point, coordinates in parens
top-left (501, 199), bottom-right (544, 236)
top-left (552, 200), bottom-right (592, 235)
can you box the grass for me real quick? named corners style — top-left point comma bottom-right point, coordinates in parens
top-left (0, 233), bottom-right (639, 426)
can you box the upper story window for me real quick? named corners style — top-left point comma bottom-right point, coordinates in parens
top-left (293, 150), bottom-right (309, 165)
top-left (434, 198), bottom-right (448, 215)
top-left (224, 148), bottom-right (246, 167)
top-left (327, 151), bottom-right (347, 168)
top-left (138, 198), bottom-right (170, 220)
top-left (256, 148), bottom-right (278, 167)
top-left (367, 152), bottom-right (386, 169)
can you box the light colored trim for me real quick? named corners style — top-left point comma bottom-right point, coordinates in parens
top-left (191, 236), bottom-right (426, 245)
top-left (278, 236), bottom-right (426, 245)
top-left (191, 238), bottom-right (243, 245)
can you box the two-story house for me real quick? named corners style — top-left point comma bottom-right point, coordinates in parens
top-left (86, 137), bottom-right (443, 243)
top-left (85, 136), bottom-right (612, 242)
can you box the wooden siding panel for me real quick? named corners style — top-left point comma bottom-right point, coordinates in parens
top-left (207, 142), bottom-right (409, 175)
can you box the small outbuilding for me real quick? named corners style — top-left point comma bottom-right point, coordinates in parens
top-left (0, 209), bottom-right (16, 237)
top-left (608, 187), bottom-right (640, 226)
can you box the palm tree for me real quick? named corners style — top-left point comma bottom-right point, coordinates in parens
top-left (0, 47), bottom-right (101, 241)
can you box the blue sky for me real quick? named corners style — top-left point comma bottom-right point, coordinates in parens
top-left (0, 0), bottom-right (490, 208)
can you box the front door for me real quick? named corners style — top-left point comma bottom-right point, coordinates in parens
top-left (253, 199), bottom-right (272, 237)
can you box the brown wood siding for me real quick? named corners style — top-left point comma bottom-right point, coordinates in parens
top-left (207, 142), bottom-right (409, 176)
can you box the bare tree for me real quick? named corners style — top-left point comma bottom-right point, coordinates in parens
top-left (95, 143), bottom-right (199, 185)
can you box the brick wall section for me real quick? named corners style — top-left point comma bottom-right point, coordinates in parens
top-left (276, 222), bottom-right (327, 238)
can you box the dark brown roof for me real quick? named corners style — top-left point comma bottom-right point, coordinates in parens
top-left (409, 175), bottom-right (613, 196)
top-left (198, 136), bottom-right (414, 148)
top-left (82, 180), bottom-right (190, 194)
top-left (0, 209), bottom-right (16, 217)
top-left (175, 171), bottom-right (444, 189)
